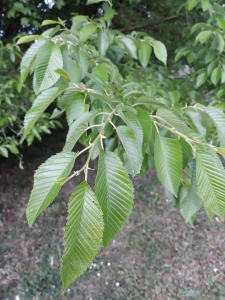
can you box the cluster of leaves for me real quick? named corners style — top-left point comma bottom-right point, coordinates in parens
top-left (16, 0), bottom-right (225, 293)
top-left (0, 41), bottom-right (61, 162)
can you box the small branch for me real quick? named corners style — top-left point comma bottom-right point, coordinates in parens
top-left (119, 15), bottom-right (178, 32)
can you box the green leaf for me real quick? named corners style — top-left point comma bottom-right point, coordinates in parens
top-left (0, 147), bottom-right (8, 158)
top-left (61, 181), bottom-right (103, 291)
top-left (4, 144), bottom-right (19, 154)
top-left (196, 151), bottom-right (225, 219)
top-left (157, 108), bottom-right (193, 136)
top-left (180, 163), bottom-right (202, 224)
top-left (21, 86), bottom-right (65, 142)
top-left (78, 50), bottom-right (88, 80)
top-left (72, 15), bottom-right (89, 31)
top-left (17, 35), bottom-right (43, 45)
top-left (79, 24), bottom-right (98, 42)
top-left (169, 90), bottom-right (180, 105)
top-left (123, 112), bottom-right (143, 146)
top-left (202, 0), bottom-right (212, 12)
top-left (63, 111), bottom-right (99, 152)
top-left (196, 71), bottom-right (207, 88)
top-left (20, 39), bottom-right (46, 87)
top-left (95, 151), bottom-right (134, 248)
top-left (66, 93), bottom-right (89, 126)
top-left (42, 20), bottom-right (59, 26)
top-left (211, 67), bottom-right (222, 86)
top-left (136, 108), bottom-right (152, 154)
top-left (26, 152), bottom-right (76, 226)
top-left (116, 125), bottom-right (143, 177)
top-left (216, 32), bottom-right (225, 53)
top-left (195, 30), bottom-right (212, 44)
top-left (35, 41), bottom-right (63, 93)
top-left (218, 17), bottom-right (225, 30)
top-left (121, 37), bottom-right (137, 59)
top-left (205, 106), bottom-right (225, 146)
top-left (87, 0), bottom-right (104, 4)
top-left (153, 40), bottom-right (167, 65)
top-left (98, 31), bottom-right (109, 56)
top-left (138, 41), bottom-right (152, 69)
top-left (187, 0), bottom-right (200, 10)
top-left (154, 134), bottom-right (182, 196)
top-left (54, 68), bottom-right (71, 82)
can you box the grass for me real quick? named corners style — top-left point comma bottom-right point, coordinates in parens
top-left (1, 135), bottom-right (225, 299)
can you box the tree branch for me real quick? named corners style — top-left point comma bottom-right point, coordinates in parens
top-left (118, 15), bottom-right (179, 32)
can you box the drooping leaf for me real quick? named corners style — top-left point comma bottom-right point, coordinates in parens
top-left (196, 151), bottom-right (225, 219)
top-left (95, 151), bottom-right (134, 248)
top-left (180, 162), bottom-right (202, 224)
top-left (61, 181), bottom-right (103, 291)
top-left (79, 24), bottom-right (98, 42)
top-left (116, 125), bottom-right (143, 176)
top-left (63, 111), bottom-right (99, 152)
top-left (153, 40), bottom-right (167, 64)
top-left (195, 30), bottom-right (212, 44)
top-left (17, 35), bottom-right (43, 45)
top-left (20, 39), bottom-right (46, 87)
top-left (138, 41), bottom-right (152, 69)
top-left (154, 134), bottom-right (182, 196)
top-left (35, 41), bottom-right (63, 93)
top-left (98, 31), bottom-right (109, 56)
top-left (196, 71), bottom-right (207, 88)
top-left (136, 108), bottom-right (152, 154)
top-left (205, 106), bottom-right (225, 146)
top-left (21, 86), bottom-right (65, 142)
top-left (66, 93), bottom-right (89, 126)
top-left (121, 37), bottom-right (137, 59)
top-left (26, 152), bottom-right (76, 226)
top-left (54, 68), bottom-right (71, 82)
top-left (123, 112), bottom-right (143, 146)
top-left (211, 66), bottom-right (222, 86)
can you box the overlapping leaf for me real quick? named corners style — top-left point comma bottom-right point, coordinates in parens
top-left (154, 134), bottom-right (182, 196)
top-left (61, 182), bottom-right (103, 291)
top-left (26, 152), bottom-right (76, 226)
top-left (196, 151), bottom-right (225, 219)
top-left (95, 151), bottom-right (134, 248)
top-left (35, 41), bottom-right (63, 93)
top-left (116, 125), bottom-right (143, 177)
top-left (21, 86), bottom-right (65, 142)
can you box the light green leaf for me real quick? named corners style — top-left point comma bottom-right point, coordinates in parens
top-left (196, 71), bottom-right (207, 88)
top-left (21, 86), bottom-right (65, 142)
top-left (0, 147), bottom-right (8, 158)
top-left (63, 111), bottom-right (98, 152)
top-left (35, 41), bottom-right (63, 93)
top-left (20, 39), bottom-right (46, 87)
top-left (153, 40), bottom-right (167, 65)
top-left (187, 0), bottom-right (200, 10)
top-left (79, 24), bottom-right (98, 43)
top-left (136, 108), bottom-right (152, 154)
top-left (66, 93), bottom-right (89, 126)
top-left (123, 112), bottom-right (143, 146)
top-left (154, 135), bottom-right (182, 196)
top-left (201, 0), bottom-right (212, 12)
top-left (180, 163), bottom-right (202, 224)
top-left (169, 90), bottom-right (180, 105)
top-left (121, 37), bottom-right (137, 59)
top-left (71, 15), bottom-right (89, 31)
top-left (196, 151), bottom-right (225, 219)
top-left (87, 0), bottom-right (104, 4)
top-left (116, 125), bottom-right (143, 177)
top-left (98, 31), bottom-right (109, 56)
top-left (205, 106), bottom-right (225, 146)
top-left (42, 20), bottom-right (59, 26)
top-left (61, 181), bottom-right (103, 291)
top-left (157, 108), bottom-right (193, 136)
top-left (4, 144), bottom-right (19, 154)
top-left (218, 17), bottom-right (225, 30)
top-left (26, 152), bottom-right (76, 226)
top-left (211, 67), bottom-right (222, 86)
top-left (54, 68), bottom-right (71, 82)
top-left (195, 30), bottom-right (212, 44)
top-left (216, 32), bottom-right (225, 53)
top-left (95, 151), bottom-right (134, 248)
top-left (138, 41), bottom-right (152, 69)
top-left (17, 35), bottom-right (43, 45)
top-left (78, 50), bottom-right (88, 80)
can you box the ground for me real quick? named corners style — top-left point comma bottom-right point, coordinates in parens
top-left (1, 130), bottom-right (225, 300)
